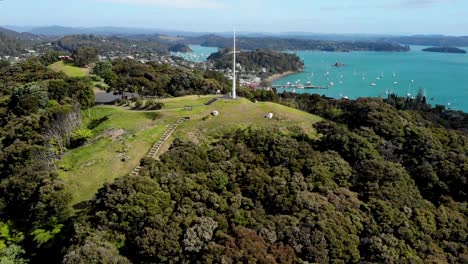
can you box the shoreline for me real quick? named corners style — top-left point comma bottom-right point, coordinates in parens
top-left (266, 71), bottom-right (298, 83)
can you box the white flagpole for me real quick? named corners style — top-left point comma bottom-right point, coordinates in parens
top-left (233, 27), bottom-right (237, 99)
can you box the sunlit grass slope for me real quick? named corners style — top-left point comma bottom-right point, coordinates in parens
top-left (59, 96), bottom-right (322, 205)
top-left (48, 61), bottom-right (90, 77)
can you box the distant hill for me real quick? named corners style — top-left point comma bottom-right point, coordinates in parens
top-left (0, 26), bottom-right (37, 40)
top-left (28, 26), bottom-right (88, 36)
top-left (26, 26), bottom-right (209, 37)
top-left (381, 35), bottom-right (468, 47)
top-left (1, 25), bottom-right (36, 33)
top-left (0, 27), bottom-right (29, 56)
top-left (52, 34), bottom-right (169, 56)
top-left (193, 35), bottom-right (410, 52)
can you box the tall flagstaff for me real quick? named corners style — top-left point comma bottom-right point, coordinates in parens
top-left (232, 28), bottom-right (236, 99)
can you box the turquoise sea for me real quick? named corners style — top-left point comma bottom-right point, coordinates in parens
top-left (170, 45), bottom-right (219, 62)
top-left (274, 46), bottom-right (468, 112)
top-left (185, 45), bottom-right (468, 112)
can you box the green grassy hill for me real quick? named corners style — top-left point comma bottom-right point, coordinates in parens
top-left (58, 96), bottom-right (323, 205)
top-left (48, 61), bottom-right (90, 77)
top-left (48, 61), bottom-right (108, 90)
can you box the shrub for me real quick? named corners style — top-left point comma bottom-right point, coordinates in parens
top-left (70, 128), bottom-right (93, 148)
top-left (145, 99), bottom-right (164, 110)
top-left (144, 112), bottom-right (161, 121)
top-left (88, 115), bottom-right (109, 130)
top-left (120, 99), bottom-right (129, 106)
top-left (134, 98), bottom-right (144, 109)
top-left (95, 83), bottom-right (106, 90)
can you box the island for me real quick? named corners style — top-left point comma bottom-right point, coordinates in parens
top-left (422, 47), bottom-right (467, 54)
top-left (333, 62), bottom-right (345, 67)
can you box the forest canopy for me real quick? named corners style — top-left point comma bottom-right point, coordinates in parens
top-left (0, 56), bottom-right (466, 263)
top-left (65, 96), bottom-right (467, 263)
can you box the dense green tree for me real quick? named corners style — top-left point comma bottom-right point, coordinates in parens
top-left (72, 47), bottom-right (98, 67)
top-left (9, 83), bottom-right (49, 115)
top-left (39, 50), bottom-right (69, 66)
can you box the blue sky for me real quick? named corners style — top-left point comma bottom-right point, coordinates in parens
top-left (0, 0), bottom-right (467, 35)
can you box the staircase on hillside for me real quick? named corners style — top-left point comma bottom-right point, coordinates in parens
top-left (204, 97), bottom-right (218, 106)
top-left (129, 116), bottom-right (189, 176)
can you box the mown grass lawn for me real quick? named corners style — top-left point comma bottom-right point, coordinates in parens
top-left (48, 61), bottom-right (90, 77)
top-left (170, 98), bottom-right (323, 148)
top-left (58, 107), bottom-right (172, 204)
top-left (59, 96), bottom-right (323, 206)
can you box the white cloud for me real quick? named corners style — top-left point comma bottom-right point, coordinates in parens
top-left (99, 0), bottom-right (225, 9)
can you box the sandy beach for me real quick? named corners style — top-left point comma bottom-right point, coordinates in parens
top-left (266, 71), bottom-right (297, 83)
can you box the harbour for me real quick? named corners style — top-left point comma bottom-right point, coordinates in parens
top-left (273, 46), bottom-right (468, 112)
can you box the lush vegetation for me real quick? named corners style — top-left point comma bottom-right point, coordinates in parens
top-left (0, 58), bottom-right (95, 262)
top-left (58, 107), bottom-right (169, 204)
top-left (65, 95), bottom-right (467, 263)
top-left (60, 96), bottom-right (321, 205)
top-left (422, 47), bottom-right (467, 54)
top-left (93, 58), bottom-right (231, 96)
top-left (53, 34), bottom-right (169, 58)
top-left (194, 35), bottom-right (410, 52)
top-left (208, 49), bottom-right (304, 76)
top-left (0, 55), bottom-right (466, 263)
top-left (72, 47), bottom-right (99, 67)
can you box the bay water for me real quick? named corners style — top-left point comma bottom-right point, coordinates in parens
top-left (171, 45), bottom-right (218, 62)
top-left (274, 46), bottom-right (468, 112)
top-left (182, 45), bottom-right (468, 112)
